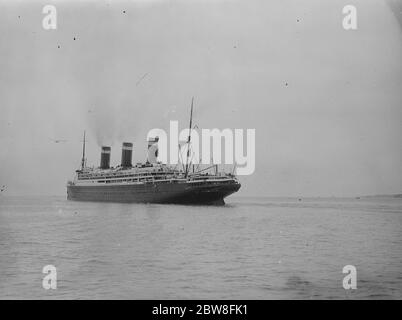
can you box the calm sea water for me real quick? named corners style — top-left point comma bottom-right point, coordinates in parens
top-left (0, 195), bottom-right (401, 299)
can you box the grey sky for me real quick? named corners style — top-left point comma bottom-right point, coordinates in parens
top-left (0, 0), bottom-right (401, 197)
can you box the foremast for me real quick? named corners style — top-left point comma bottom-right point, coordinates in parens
top-left (81, 130), bottom-right (86, 171)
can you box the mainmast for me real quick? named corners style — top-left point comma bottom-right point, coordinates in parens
top-left (185, 97), bottom-right (194, 177)
top-left (81, 130), bottom-right (86, 170)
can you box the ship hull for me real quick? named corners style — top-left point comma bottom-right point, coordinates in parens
top-left (67, 180), bottom-right (240, 205)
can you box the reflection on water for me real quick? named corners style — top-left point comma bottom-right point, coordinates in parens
top-left (0, 196), bottom-right (401, 299)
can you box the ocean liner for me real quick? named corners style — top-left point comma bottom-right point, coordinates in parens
top-left (67, 101), bottom-right (241, 205)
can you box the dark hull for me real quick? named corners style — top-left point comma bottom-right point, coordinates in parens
top-left (67, 180), bottom-right (240, 205)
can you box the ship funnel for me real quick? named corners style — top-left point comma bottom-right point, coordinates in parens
top-left (121, 142), bottom-right (133, 168)
top-left (100, 146), bottom-right (111, 169)
top-left (147, 137), bottom-right (159, 163)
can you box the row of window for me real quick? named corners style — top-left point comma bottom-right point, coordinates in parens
top-left (78, 171), bottom-right (179, 181)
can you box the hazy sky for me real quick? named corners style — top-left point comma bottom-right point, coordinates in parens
top-left (0, 0), bottom-right (401, 197)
